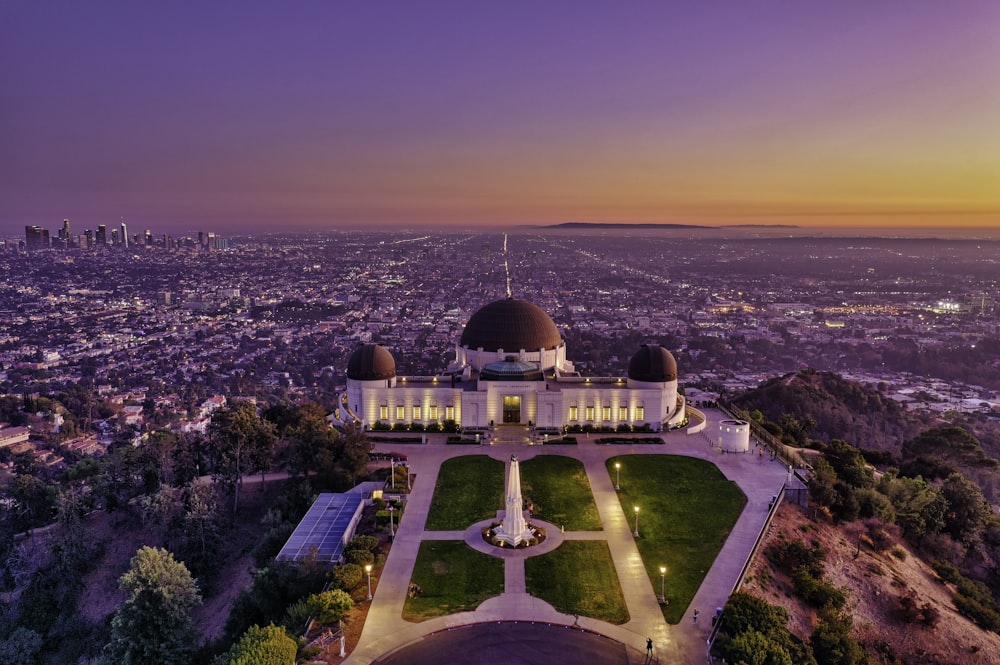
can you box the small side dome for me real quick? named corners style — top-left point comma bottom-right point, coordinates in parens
top-left (628, 344), bottom-right (677, 382)
top-left (347, 344), bottom-right (396, 381)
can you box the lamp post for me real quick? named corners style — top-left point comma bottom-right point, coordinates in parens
top-left (614, 462), bottom-right (621, 490)
top-left (659, 566), bottom-right (667, 604)
top-left (365, 564), bottom-right (373, 600)
top-left (390, 459), bottom-right (396, 489)
top-left (388, 504), bottom-right (395, 538)
top-left (633, 505), bottom-right (640, 538)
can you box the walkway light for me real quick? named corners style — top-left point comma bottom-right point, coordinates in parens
top-left (365, 564), bottom-right (373, 600)
top-left (659, 566), bottom-right (667, 604)
top-left (614, 462), bottom-right (621, 490)
top-left (633, 505), bottom-right (640, 538)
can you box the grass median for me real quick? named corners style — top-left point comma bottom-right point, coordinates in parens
top-left (521, 454), bottom-right (601, 531)
top-left (608, 454), bottom-right (746, 623)
top-left (525, 540), bottom-right (628, 624)
top-left (402, 541), bottom-right (504, 622)
top-left (425, 455), bottom-right (504, 530)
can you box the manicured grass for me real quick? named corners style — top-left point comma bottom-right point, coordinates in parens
top-left (525, 540), bottom-right (629, 624)
top-left (402, 541), bottom-right (504, 622)
top-left (425, 455), bottom-right (504, 530)
top-left (608, 455), bottom-right (746, 623)
top-left (520, 455), bottom-right (601, 531)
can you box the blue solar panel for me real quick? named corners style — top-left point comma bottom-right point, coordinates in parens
top-left (276, 493), bottom-right (365, 563)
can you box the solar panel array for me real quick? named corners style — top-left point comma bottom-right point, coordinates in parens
top-left (276, 493), bottom-right (364, 563)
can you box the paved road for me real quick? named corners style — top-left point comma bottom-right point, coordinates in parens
top-left (370, 622), bottom-right (630, 665)
top-left (347, 410), bottom-right (788, 665)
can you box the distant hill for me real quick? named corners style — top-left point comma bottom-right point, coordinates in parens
top-left (729, 369), bottom-right (930, 452)
top-left (543, 222), bottom-right (712, 229)
top-left (538, 222), bottom-right (800, 229)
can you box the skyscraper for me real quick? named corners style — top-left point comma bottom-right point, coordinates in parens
top-left (24, 225), bottom-right (49, 251)
top-left (96, 225), bottom-right (107, 246)
top-left (58, 218), bottom-right (73, 248)
top-left (120, 220), bottom-right (128, 248)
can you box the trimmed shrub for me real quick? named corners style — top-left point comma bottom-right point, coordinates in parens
top-left (331, 563), bottom-right (363, 591)
top-left (345, 549), bottom-right (374, 566)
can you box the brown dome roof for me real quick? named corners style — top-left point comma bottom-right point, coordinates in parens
top-left (628, 344), bottom-right (677, 382)
top-left (460, 298), bottom-right (562, 352)
top-left (347, 343), bottom-right (396, 381)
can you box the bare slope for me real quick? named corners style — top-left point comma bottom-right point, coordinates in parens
top-left (745, 503), bottom-right (1000, 664)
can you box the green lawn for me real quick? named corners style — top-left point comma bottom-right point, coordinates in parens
top-left (520, 455), bottom-right (601, 531)
top-left (525, 540), bottom-right (628, 624)
top-left (425, 455), bottom-right (504, 530)
top-left (402, 541), bottom-right (504, 622)
top-left (608, 455), bottom-right (746, 623)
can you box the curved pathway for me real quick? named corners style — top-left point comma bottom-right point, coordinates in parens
top-left (346, 410), bottom-right (788, 665)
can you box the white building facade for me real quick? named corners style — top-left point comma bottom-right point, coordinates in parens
top-left (340, 298), bottom-right (686, 431)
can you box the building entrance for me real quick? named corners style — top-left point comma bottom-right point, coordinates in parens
top-left (502, 395), bottom-right (521, 424)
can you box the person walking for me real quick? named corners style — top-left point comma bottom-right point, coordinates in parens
top-left (646, 637), bottom-right (653, 657)
top-left (693, 609), bottom-right (700, 624)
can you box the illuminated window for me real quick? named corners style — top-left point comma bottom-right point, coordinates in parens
top-left (445, 405), bottom-right (454, 420)
top-left (379, 405), bottom-right (388, 420)
top-left (413, 405), bottom-right (422, 420)
top-left (619, 406), bottom-right (627, 421)
top-left (396, 405), bottom-right (405, 420)
top-left (636, 406), bottom-right (645, 420)
top-left (429, 405), bottom-right (438, 420)
top-left (602, 406), bottom-right (611, 422)
top-left (586, 406), bottom-right (595, 422)
top-left (569, 405), bottom-right (578, 421)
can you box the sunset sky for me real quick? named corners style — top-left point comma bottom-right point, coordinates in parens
top-left (2, 2), bottom-right (999, 237)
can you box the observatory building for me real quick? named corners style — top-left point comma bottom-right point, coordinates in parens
top-left (339, 297), bottom-right (686, 431)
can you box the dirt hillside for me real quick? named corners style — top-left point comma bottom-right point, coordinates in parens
top-left (744, 503), bottom-right (1000, 664)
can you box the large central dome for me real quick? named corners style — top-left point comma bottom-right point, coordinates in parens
top-left (460, 298), bottom-right (562, 352)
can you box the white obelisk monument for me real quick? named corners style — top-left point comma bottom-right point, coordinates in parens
top-left (494, 454), bottom-right (533, 546)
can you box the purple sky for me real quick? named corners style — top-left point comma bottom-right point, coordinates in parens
top-left (2, 2), bottom-right (999, 238)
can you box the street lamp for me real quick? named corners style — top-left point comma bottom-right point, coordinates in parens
top-left (659, 566), bottom-right (667, 604)
top-left (633, 505), bottom-right (640, 538)
top-left (365, 564), bottom-right (373, 600)
top-left (388, 504), bottom-right (395, 538)
top-left (614, 462), bottom-right (621, 490)
top-left (390, 459), bottom-right (396, 489)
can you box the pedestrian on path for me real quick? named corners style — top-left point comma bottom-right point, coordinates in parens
top-left (646, 637), bottom-right (653, 657)
top-left (693, 609), bottom-right (700, 624)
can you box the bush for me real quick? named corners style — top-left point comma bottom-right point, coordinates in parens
top-left (931, 559), bottom-right (961, 584)
top-left (410, 423), bottom-right (425, 432)
top-left (331, 563), bottom-right (363, 591)
top-left (424, 422), bottom-right (441, 432)
top-left (860, 518), bottom-right (901, 553)
top-left (767, 538), bottom-right (825, 575)
top-left (345, 549), bottom-right (374, 566)
top-left (252, 523), bottom-right (296, 569)
top-left (391, 422), bottom-right (408, 431)
top-left (792, 568), bottom-right (846, 611)
top-left (346, 534), bottom-right (379, 553)
top-left (224, 624), bottom-right (297, 665)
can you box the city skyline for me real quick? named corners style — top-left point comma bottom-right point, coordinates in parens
top-left (3, 2), bottom-right (999, 237)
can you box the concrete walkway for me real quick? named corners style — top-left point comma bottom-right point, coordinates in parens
top-left (345, 410), bottom-right (788, 665)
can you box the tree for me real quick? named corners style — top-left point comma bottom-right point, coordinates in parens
top-left (724, 629), bottom-right (793, 665)
top-left (939, 473), bottom-right (991, 546)
top-left (209, 402), bottom-right (276, 513)
top-left (105, 546), bottom-right (202, 665)
top-left (0, 627), bottom-right (43, 665)
top-left (723, 592), bottom-right (791, 636)
top-left (224, 624), bottom-right (297, 665)
top-left (810, 610), bottom-right (865, 665)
